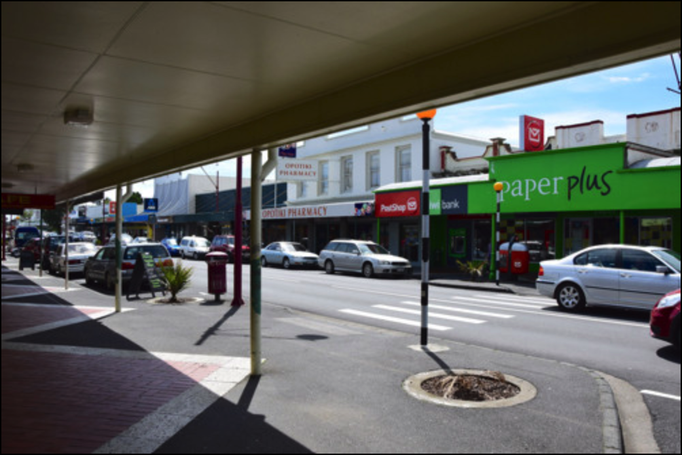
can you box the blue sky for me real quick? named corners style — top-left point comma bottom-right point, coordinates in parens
top-left (435, 54), bottom-right (680, 144)
top-left (126, 54), bottom-right (680, 199)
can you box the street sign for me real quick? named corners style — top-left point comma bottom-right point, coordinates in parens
top-left (144, 198), bottom-right (159, 212)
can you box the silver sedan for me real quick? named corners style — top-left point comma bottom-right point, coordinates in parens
top-left (262, 242), bottom-right (319, 269)
top-left (536, 244), bottom-right (680, 311)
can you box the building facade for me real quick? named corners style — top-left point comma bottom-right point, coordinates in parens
top-left (375, 108), bottom-right (681, 275)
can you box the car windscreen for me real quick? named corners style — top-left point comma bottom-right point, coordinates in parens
top-left (283, 243), bottom-right (307, 252)
top-left (124, 245), bottom-right (169, 260)
top-left (651, 249), bottom-right (681, 273)
top-left (359, 243), bottom-right (390, 255)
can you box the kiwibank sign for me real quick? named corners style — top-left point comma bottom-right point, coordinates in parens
top-left (479, 144), bottom-right (680, 213)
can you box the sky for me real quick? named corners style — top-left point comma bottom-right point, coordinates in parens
top-left (117, 54), bottom-right (680, 200)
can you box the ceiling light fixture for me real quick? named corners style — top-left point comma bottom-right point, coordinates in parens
top-left (64, 108), bottom-right (94, 127)
top-left (17, 163), bottom-right (33, 173)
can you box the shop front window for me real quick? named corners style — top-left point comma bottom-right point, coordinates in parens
top-left (400, 224), bottom-right (419, 262)
top-left (640, 217), bottom-right (672, 248)
top-left (472, 220), bottom-right (491, 262)
top-left (498, 218), bottom-right (555, 262)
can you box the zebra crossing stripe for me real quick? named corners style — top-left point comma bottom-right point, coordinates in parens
top-left (339, 309), bottom-right (451, 331)
top-left (399, 301), bottom-right (514, 319)
top-left (373, 305), bottom-right (486, 324)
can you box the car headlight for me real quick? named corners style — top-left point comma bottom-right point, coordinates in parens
top-left (657, 293), bottom-right (680, 309)
top-left (380, 261), bottom-right (390, 265)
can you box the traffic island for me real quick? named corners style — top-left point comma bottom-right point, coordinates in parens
top-left (403, 369), bottom-right (537, 409)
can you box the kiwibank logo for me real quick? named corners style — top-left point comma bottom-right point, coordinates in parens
top-left (430, 186), bottom-right (468, 215)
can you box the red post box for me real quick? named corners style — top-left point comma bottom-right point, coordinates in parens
top-left (205, 251), bottom-right (229, 302)
top-left (511, 243), bottom-right (530, 274)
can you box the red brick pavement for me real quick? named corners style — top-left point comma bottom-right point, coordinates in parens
top-left (1, 300), bottom-right (221, 453)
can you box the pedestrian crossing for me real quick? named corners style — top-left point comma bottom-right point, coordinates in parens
top-left (338, 293), bottom-right (557, 331)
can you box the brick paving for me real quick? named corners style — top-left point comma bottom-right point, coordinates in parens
top-left (1, 267), bottom-right (249, 454)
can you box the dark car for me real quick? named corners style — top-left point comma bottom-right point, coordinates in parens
top-left (84, 243), bottom-right (172, 290)
top-left (650, 289), bottom-right (680, 352)
top-left (210, 235), bottom-right (250, 263)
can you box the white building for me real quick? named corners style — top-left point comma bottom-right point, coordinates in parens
top-left (269, 116), bottom-right (490, 254)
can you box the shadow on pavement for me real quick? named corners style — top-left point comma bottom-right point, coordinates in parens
top-left (155, 375), bottom-right (313, 454)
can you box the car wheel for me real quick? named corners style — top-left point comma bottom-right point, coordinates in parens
top-left (556, 282), bottom-right (586, 312)
top-left (283, 258), bottom-right (291, 270)
top-left (325, 260), bottom-right (335, 275)
top-left (261, 256), bottom-right (268, 267)
top-left (85, 270), bottom-right (94, 285)
top-left (672, 315), bottom-right (680, 353)
top-left (180, 250), bottom-right (185, 259)
top-left (362, 262), bottom-right (374, 278)
top-left (194, 251), bottom-right (199, 260)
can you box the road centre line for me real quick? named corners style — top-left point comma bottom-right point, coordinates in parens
top-left (332, 285), bottom-right (648, 328)
top-left (339, 309), bottom-right (451, 331)
top-left (400, 301), bottom-right (514, 319)
top-left (641, 390), bottom-right (681, 401)
top-left (373, 305), bottom-right (486, 324)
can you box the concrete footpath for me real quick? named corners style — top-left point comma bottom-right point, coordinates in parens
top-left (2, 260), bottom-right (628, 453)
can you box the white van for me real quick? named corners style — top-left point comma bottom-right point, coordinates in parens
top-left (179, 236), bottom-right (211, 259)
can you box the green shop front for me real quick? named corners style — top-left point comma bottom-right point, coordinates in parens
top-left (375, 143), bottom-right (680, 276)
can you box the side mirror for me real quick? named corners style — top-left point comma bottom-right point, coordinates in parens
top-left (656, 265), bottom-right (671, 275)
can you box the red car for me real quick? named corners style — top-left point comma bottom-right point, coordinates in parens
top-left (210, 235), bottom-right (250, 263)
top-left (650, 289), bottom-right (680, 352)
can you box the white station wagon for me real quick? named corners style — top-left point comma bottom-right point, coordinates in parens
top-left (537, 244), bottom-right (680, 311)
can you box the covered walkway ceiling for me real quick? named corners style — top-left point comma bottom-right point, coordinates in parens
top-left (2, 2), bottom-right (680, 203)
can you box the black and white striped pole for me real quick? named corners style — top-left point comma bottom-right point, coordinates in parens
top-left (417, 109), bottom-right (436, 347)
top-left (494, 182), bottom-right (504, 286)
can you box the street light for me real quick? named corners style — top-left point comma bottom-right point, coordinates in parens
top-left (494, 182), bottom-right (504, 286)
top-left (416, 109), bottom-right (436, 347)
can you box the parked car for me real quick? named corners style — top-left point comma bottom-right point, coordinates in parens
top-left (210, 235), bottom-right (250, 263)
top-left (650, 289), bottom-right (680, 352)
top-left (180, 235), bottom-right (211, 259)
top-left (537, 244), bottom-right (681, 312)
top-left (20, 237), bottom-right (42, 263)
top-left (106, 233), bottom-right (133, 246)
top-left (73, 231), bottom-right (97, 243)
top-left (14, 226), bottom-right (40, 249)
top-left (50, 242), bottom-right (98, 276)
top-left (84, 243), bottom-right (172, 290)
top-left (38, 235), bottom-right (65, 270)
top-left (161, 237), bottom-right (181, 257)
top-left (318, 239), bottom-right (412, 278)
top-left (262, 242), bottom-right (318, 269)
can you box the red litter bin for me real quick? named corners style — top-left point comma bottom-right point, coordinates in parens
top-left (205, 251), bottom-right (229, 302)
top-left (511, 243), bottom-right (530, 274)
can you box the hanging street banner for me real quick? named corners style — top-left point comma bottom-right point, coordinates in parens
top-left (278, 143), bottom-right (297, 158)
top-left (276, 159), bottom-right (319, 182)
